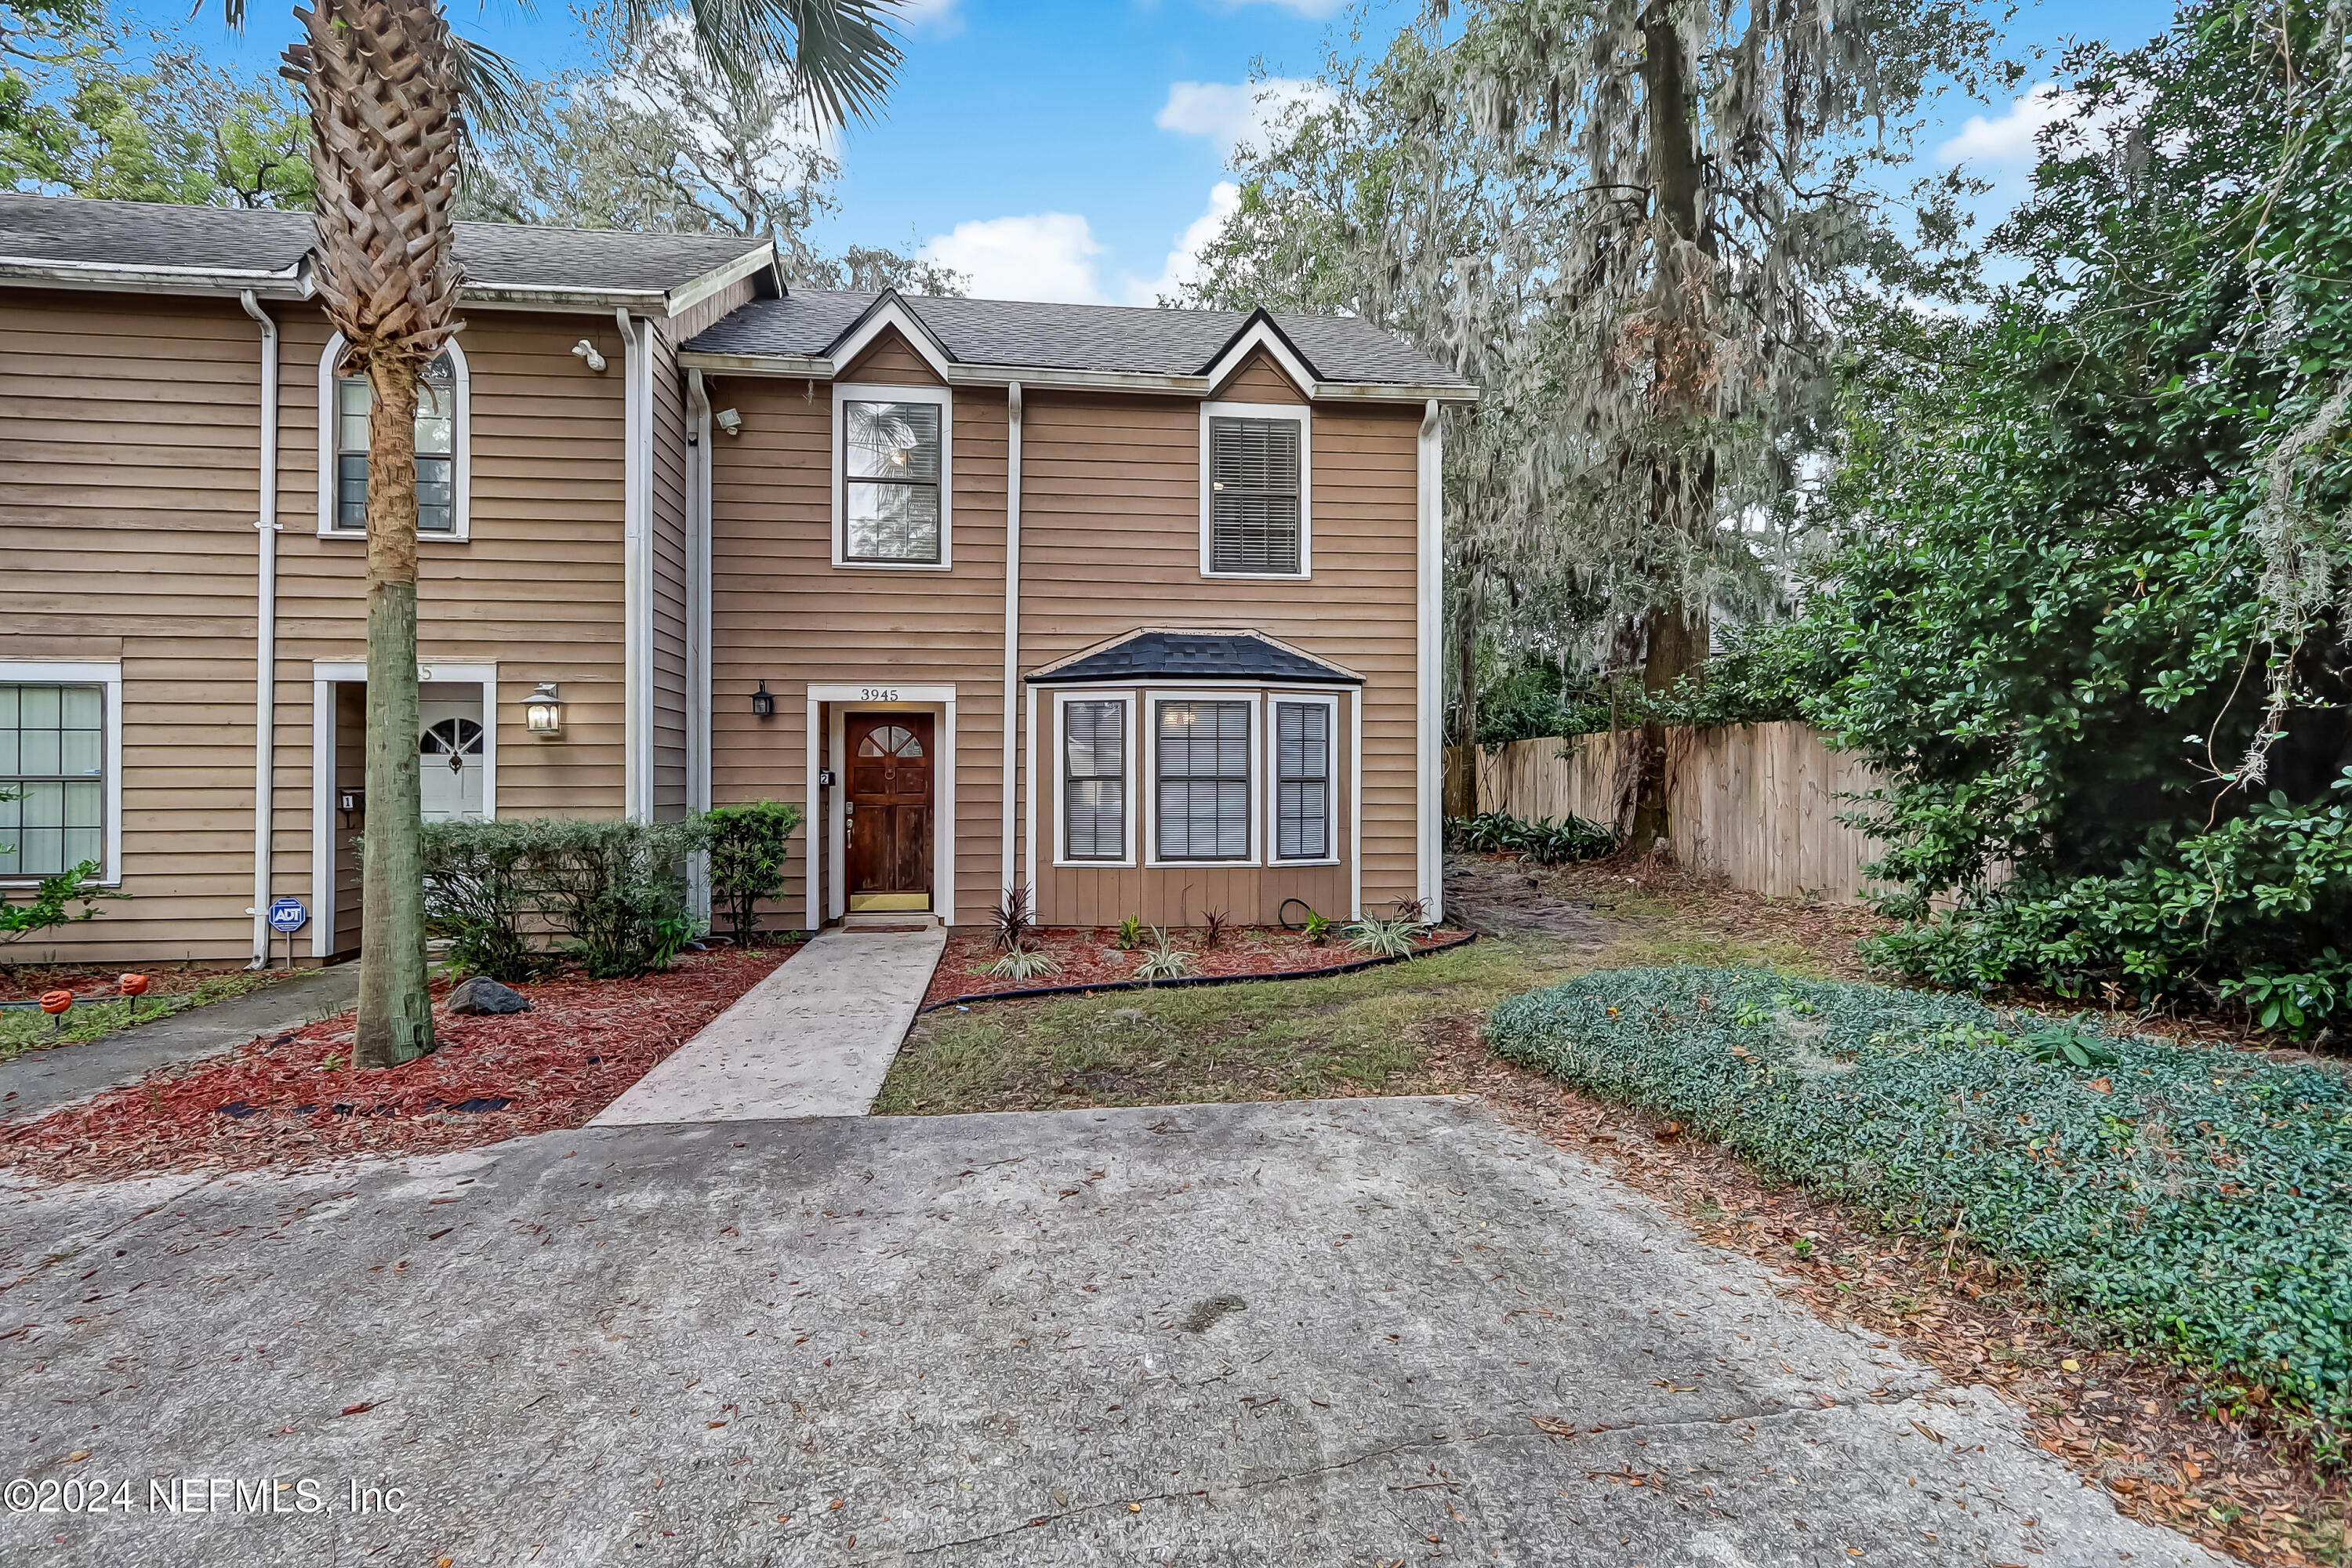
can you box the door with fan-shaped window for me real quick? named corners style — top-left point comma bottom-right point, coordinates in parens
top-left (419, 698), bottom-right (487, 822)
top-left (845, 713), bottom-right (933, 911)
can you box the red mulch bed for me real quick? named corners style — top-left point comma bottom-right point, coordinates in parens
top-left (1, 946), bottom-right (794, 1185)
top-left (923, 924), bottom-right (1460, 1008)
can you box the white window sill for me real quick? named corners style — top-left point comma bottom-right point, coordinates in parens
top-left (1200, 568), bottom-right (1310, 581)
top-left (833, 557), bottom-right (953, 572)
top-left (1270, 858), bottom-right (1342, 868)
top-left (1053, 858), bottom-right (1137, 870)
top-left (1145, 858), bottom-right (1260, 870)
top-left (317, 528), bottom-right (472, 543)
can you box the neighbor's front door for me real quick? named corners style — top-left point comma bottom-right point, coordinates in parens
top-left (845, 713), bottom-right (934, 912)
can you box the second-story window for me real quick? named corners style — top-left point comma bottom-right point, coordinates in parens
top-left (333, 352), bottom-right (458, 534)
top-left (843, 399), bottom-right (943, 564)
top-left (1205, 411), bottom-right (1305, 575)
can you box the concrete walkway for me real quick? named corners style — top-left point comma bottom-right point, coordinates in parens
top-left (0, 964), bottom-right (361, 1126)
top-left (591, 926), bottom-right (947, 1126)
top-left (0, 1098), bottom-right (2216, 1566)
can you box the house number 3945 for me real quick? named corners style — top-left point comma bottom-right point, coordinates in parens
top-left (860, 688), bottom-right (901, 702)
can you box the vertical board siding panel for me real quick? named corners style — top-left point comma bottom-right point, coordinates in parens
top-left (1454, 722), bottom-right (1888, 902)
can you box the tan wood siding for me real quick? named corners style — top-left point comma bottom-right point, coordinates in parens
top-left (708, 365), bottom-right (1424, 930)
top-left (2, 289), bottom-right (636, 962)
top-left (707, 347), bottom-right (1007, 926)
top-left (839, 328), bottom-right (945, 387)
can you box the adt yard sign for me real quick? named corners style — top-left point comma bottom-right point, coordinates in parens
top-left (268, 898), bottom-right (308, 934)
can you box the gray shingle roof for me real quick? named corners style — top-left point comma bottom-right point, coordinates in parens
top-left (0, 194), bottom-right (770, 296)
top-left (687, 289), bottom-right (1465, 387)
top-left (1029, 630), bottom-right (1363, 685)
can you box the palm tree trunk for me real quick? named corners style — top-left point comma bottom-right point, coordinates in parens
top-left (286, 0), bottom-right (463, 1067)
top-left (356, 358), bottom-right (434, 1065)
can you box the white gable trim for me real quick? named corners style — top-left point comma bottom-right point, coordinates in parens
top-left (825, 296), bottom-right (956, 383)
top-left (1200, 318), bottom-right (1319, 401)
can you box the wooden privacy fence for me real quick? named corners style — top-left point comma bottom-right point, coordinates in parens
top-left (1452, 723), bottom-right (1891, 902)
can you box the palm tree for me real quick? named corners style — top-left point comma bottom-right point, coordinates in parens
top-left (260, 0), bottom-right (903, 1065)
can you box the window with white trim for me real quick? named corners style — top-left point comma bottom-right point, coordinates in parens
top-left (0, 683), bottom-right (105, 878)
top-left (1061, 699), bottom-right (1127, 862)
top-left (842, 399), bottom-right (944, 563)
top-left (1273, 700), bottom-right (1333, 860)
top-left (331, 351), bottom-right (459, 534)
top-left (1206, 412), bottom-right (1304, 575)
top-left (1156, 699), bottom-right (1252, 861)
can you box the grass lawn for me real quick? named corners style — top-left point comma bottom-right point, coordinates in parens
top-left (877, 912), bottom-right (1832, 1116)
top-left (0, 968), bottom-right (299, 1064)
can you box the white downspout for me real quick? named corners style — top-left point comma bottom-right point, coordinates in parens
top-left (685, 368), bottom-right (714, 920)
top-left (615, 308), bottom-right (651, 822)
top-left (1000, 381), bottom-right (1022, 900)
top-left (239, 290), bottom-right (280, 967)
top-left (1417, 397), bottom-right (1443, 922)
top-left (687, 369), bottom-right (713, 818)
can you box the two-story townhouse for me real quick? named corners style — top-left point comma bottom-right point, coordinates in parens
top-left (0, 194), bottom-right (1474, 966)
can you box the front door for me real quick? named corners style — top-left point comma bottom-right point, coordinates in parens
top-left (418, 690), bottom-right (486, 822)
top-left (845, 713), bottom-right (934, 912)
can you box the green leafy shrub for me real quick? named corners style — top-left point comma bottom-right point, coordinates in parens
top-left (1447, 809), bottom-right (1615, 864)
top-left (1114, 915), bottom-right (1143, 950)
top-left (702, 800), bottom-right (803, 946)
top-left (0, 858), bottom-right (117, 949)
top-left (417, 817), bottom-right (699, 981)
top-left (986, 947), bottom-right (1061, 982)
top-left (1134, 929), bottom-right (1193, 982)
top-left (1486, 967), bottom-right (2352, 1442)
top-left (419, 818), bottom-right (541, 982)
top-left (1344, 916), bottom-right (1423, 958)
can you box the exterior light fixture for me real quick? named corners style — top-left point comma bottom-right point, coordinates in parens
top-left (524, 682), bottom-right (566, 736)
top-left (750, 681), bottom-right (775, 718)
top-left (571, 339), bottom-right (607, 372)
top-left (714, 408), bottom-right (743, 437)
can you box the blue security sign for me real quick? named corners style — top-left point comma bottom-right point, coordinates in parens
top-left (267, 897), bottom-right (309, 934)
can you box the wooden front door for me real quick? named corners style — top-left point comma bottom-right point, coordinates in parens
top-left (845, 713), bottom-right (935, 912)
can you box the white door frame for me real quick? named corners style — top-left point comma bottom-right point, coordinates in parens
top-left (310, 659), bottom-right (498, 958)
top-left (804, 683), bottom-right (956, 929)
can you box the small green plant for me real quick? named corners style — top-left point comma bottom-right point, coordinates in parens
top-left (1791, 1236), bottom-right (1813, 1260)
top-left (1134, 928), bottom-right (1194, 982)
top-left (1302, 910), bottom-right (1336, 945)
top-left (1114, 915), bottom-right (1143, 950)
top-left (993, 884), bottom-right (1037, 953)
top-left (1446, 810), bottom-right (1615, 865)
top-left (1, 784), bottom-right (121, 949)
top-left (2021, 1026), bottom-right (2120, 1070)
top-left (702, 800), bottom-right (803, 946)
top-left (986, 947), bottom-right (1062, 982)
top-left (1344, 916), bottom-right (1421, 959)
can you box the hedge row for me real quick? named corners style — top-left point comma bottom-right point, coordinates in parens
top-left (1484, 967), bottom-right (2352, 1437)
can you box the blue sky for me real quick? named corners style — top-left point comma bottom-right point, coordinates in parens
top-left (127, 0), bottom-right (2183, 303)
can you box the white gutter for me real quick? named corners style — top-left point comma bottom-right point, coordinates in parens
top-left (675, 349), bottom-right (1481, 405)
top-left (239, 290), bottom-right (281, 967)
top-left (1416, 398), bottom-right (1444, 922)
top-left (615, 308), bottom-right (653, 822)
top-left (1000, 381), bottom-right (1023, 899)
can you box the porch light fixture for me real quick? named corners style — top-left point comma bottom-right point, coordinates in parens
top-left (750, 681), bottom-right (776, 718)
top-left (524, 682), bottom-right (565, 736)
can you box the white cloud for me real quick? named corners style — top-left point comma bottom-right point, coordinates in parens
top-left (1121, 182), bottom-right (1243, 306)
top-left (896, 0), bottom-right (966, 35)
top-left (1156, 78), bottom-right (1334, 162)
top-left (920, 212), bottom-right (1111, 304)
top-left (1936, 82), bottom-right (2076, 171)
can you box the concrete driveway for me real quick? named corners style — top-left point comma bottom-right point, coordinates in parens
top-left (0, 1098), bottom-right (2214, 1566)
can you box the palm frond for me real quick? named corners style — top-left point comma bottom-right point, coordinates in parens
top-left (638, 0), bottom-right (906, 128)
top-left (451, 35), bottom-right (532, 143)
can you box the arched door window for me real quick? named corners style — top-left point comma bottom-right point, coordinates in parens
top-left (855, 724), bottom-right (924, 759)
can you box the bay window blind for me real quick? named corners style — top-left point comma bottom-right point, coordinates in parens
top-left (1274, 701), bottom-right (1331, 860)
top-left (1062, 700), bottom-right (1127, 860)
top-left (1156, 700), bottom-right (1251, 860)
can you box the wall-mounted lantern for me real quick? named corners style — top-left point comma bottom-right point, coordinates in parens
top-left (524, 682), bottom-right (566, 737)
top-left (750, 681), bottom-right (776, 719)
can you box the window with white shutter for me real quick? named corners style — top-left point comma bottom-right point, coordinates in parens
top-left (1061, 699), bottom-right (1127, 861)
top-left (1155, 699), bottom-right (1253, 861)
top-left (1203, 405), bottom-right (1308, 575)
top-left (1274, 700), bottom-right (1332, 860)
